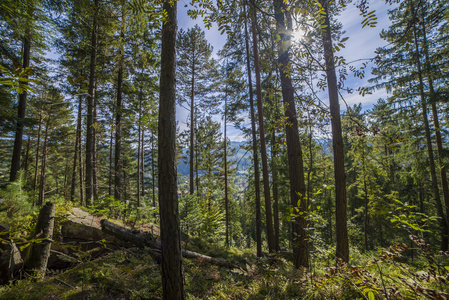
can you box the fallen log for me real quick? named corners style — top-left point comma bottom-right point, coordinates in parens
top-left (100, 219), bottom-right (239, 269)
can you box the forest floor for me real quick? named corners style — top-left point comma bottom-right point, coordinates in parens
top-left (1, 208), bottom-right (449, 299)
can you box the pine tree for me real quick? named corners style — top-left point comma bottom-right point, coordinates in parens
top-left (177, 25), bottom-right (217, 195)
top-left (158, 1), bottom-right (185, 298)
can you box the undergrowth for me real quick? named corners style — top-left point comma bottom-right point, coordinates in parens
top-left (0, 233), bottom-right (447, 299)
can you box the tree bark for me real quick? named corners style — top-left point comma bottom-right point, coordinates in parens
top-left (93, 81), bottom-right (98, 201)
top-left (108, 120), bottom-right (114, 196)
top-left (272, 129), bottom-right (280, 251)
top-left (141, 128), bottom-right (145, 198)
top-left (85, 0), bottom-right (99, 206)
top-left (137, 108), bottom-right (142, 206)
top-left (274, 0), bottom-right (309, 267)
top-left (190, 52), bottom-right (195, 195)
top-left (71, 95), bottom-right (82, 202)
top-left (33, 112), bottom-right (43, 192)
top-left (23, 135), bottom-right (31, 185)
top-left (25, 202), bottom-right (55, 278)
top-left (10, 17), bottom-right (32, 182)
top-left (158, 1), bottom-right (185, 298)
top-left (79, 125), bottom-right (85, 206)
top-left (319, 0), bottom-right (349, 262)
top-left (38, 117), bottom-right (50, 206)
top-left (63, 152), bottom-right (69, 200)
top-left (243, 1), bottom-right (262, 257)
top-left (250, 0), bottom-right (275, 253)
top-left (115, 14), bottom-right (125, 202)
top-left (152, 131), bottom-right (156, 208)
top-left (224, 76), bottom-right (229, 247)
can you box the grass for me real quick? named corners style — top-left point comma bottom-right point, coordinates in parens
top-left (1, 240), bottom-right (449, 299)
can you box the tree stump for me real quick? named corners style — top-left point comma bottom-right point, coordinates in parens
top-left (25, 202), bottom-right (55, 278)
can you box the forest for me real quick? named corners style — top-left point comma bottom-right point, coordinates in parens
top-left (1, 0), bottom-right (449, 299)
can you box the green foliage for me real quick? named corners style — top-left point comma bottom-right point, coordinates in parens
top-left (0, 64), bottom-right (36, 94)
top-left (179, 193), bottom-right (225, 243)
top-left (0, 180), bottom-right (35, 232)
top-left (90, 196), bottom-right (127, 220)
top-left (389, 199), bottom-right (438, 233)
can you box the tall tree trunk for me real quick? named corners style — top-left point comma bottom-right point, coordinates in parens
top-left (152, 131), bottom-right (156, 208)
top-left (93, 81), bottom-right (98, 201)
top-left (158, 2), bottom-right (185, 298)
top-left (85, 0), bottom-right (99, 206)
top-left (319, 0), bottom-right (349, 262)
top-left (108, 121), bottom-right (114, 196)
top-left (71, 95), bottom-right (82, 202)
top-left (250, 0), bottom-right (275, 253)
top-left (362, 151), bottom-right (369, 251)
top-left (10, 16), bottom-right (32, 182)
top-left (115, 12), bottom-right (125, 202)
top-left (410, 0), bottom-right (448, 250)
top-left (224, 77), bottom-right (229, 247)
top-left (190, 57), bottom-right (195, 195)
top-left (307, 113), bottom-right (313, 208)
top-left (141, 128), bottom-right (145, 198)
top-left (137, 103), bottom-right (142, 206)
top-left (63, 152), bottom-right (69, 201)
top-left (274, 0), bottom-right (309, 267)
top-left (272, 129), bottom-right (280, 251)
top-left (421, 4), bottom-right (449, 249)
top-left (33, 112), bottom-right (43, 192)
top-left (23, 135), bottom-right (31, 185)
top-left (79, 132), bottom-right (85, 206)
top-left (38, 118), bottom-right (50, 206)
top-left (243, 1), bottom-right (262, 257)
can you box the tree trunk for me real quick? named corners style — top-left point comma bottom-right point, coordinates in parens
top-left (141, 128), bottom-right (145, 198)
top-left (190, 57), bottom-right (195, 195)
top-left (38, 117), bottom-right (50, 207)
top-left (85, 0), bottom-right (99, 206)
top-left (71, 95), bottom-right (82, 202)
top-left (272, 129), bottom-right (280, 251)
top-left (115, 14), bottom-right (125, 202)
top-left (101, 219), bottom-right (238, 269)
top-left (410, 0), bottom-right (448, 250)
top-left (420, 4), bottom-right (449, 250)
top-left (33, 112), bottom-right (43, 192)
top-left (63, 152), bottom-right (69, 200)
top-left (10, 17), bottom-right (32, 182)
top-left (79, 123), bottom-right (85, 206)
top-left (137, 108), bottom-right (141, 207)
top-left (23, 135), bottom-right (31, 185)
top-left (319, 0), bottom-right (349, 262)
top-left (243, 1), bottom-right (262, 257)
top-left (158, 1), bottom-right (185, 298)
top-left (152, 131), bottom-right (156, 208)
top-left (224, 77), bottom-right (229, 247)
top-left (362, 151), bottom-right (369, 251)
top-left (274, 0), bottom-right (309, 267)
top-left (108, 120), bottom-right (114, 196)
top-left (25, 202), bottom-right (55, 278)
top-left (250, 0), bottom-right (275, 253)
top-left (93, 81), bottom-right (98, 201)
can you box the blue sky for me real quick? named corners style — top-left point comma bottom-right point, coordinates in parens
top-left (175, 1), bottom-right (395, 141)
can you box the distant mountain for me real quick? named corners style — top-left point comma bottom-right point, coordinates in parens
top-left (177, 141), bottom-right (251, 176)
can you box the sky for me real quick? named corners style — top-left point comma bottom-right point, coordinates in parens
top-left (175, 1), bottom-right (395, 142)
